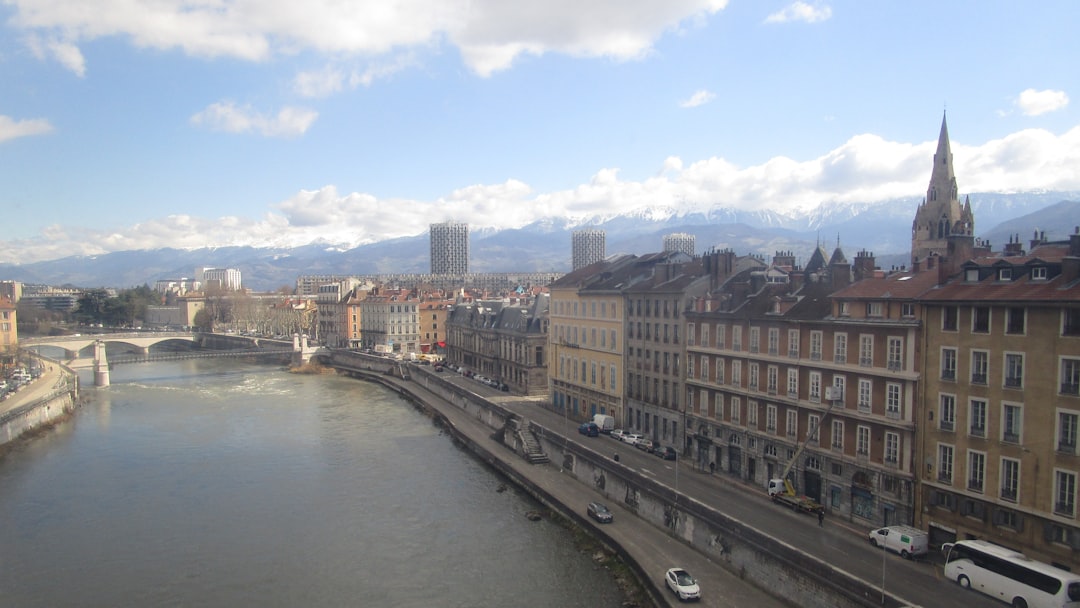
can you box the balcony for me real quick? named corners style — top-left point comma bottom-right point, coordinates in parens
top-left (967, 480), bottom-right (984, 493)
top-left (1062, 382), bottom-right (1080, 396)
top-left (938, 472), bottom-right (952, 484)
top-left (1003, 432), bottom-right (1020, 444)
top-left (941, 370), bottom-right (956, 381)
top-left (1055, 503), bottom-right (1075, 518)
top-left (859, 357), bottom-right (873, 367)
top-left (939, 420), bottom-right (955, 432)
top-left (970, 426), bottom-right (986, 438)
top-left (1005, 377), bottom-right (1023, 389)
top-left (1000, 487), bottom-right (1018, 502)
top-left (1058, 440), bottom-right (1077, 454)
top-left (888, 361), bottom-right (902, 371)
top-left (971, 373), bottom-right (987, 385)
top-left (811, 352), bottom-right (821, 361)
top-left (788, 349), bottom-right (799, 358)
top-left (835, 355), bottom-right (847, 364)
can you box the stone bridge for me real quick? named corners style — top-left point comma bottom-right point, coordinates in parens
top-left (22, 332), bottom-right (325, 387)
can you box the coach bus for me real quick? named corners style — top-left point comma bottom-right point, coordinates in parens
top-left (943, 540), bottom-right (1080, 608)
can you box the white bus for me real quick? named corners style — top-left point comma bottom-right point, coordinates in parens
top-left (943, 540), bottom-right (1080, 608)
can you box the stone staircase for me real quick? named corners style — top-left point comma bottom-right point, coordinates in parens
top-left (508, 417), bottom-right (549, 465)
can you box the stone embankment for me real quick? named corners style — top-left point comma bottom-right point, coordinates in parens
top-left (1, 361), bottom-right (80, 449)
top-left (324, 350), bottom-right (911, 608)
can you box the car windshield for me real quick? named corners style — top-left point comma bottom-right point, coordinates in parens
top-left (596, 505), bottom-right (609, 514)
top-left (676, 571), bottom-right (695, 586)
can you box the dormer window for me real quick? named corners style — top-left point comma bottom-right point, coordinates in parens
top-left (965, 269), bottom-right (979, 282)
top-left (998, 267), bottom-right (1012, 281)
top-left (1032, 266), bottom-right (1047, 280)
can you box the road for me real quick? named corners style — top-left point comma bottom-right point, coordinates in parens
top-left (427, 364), bottom-right (1000, 608)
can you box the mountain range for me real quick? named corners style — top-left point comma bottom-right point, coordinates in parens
top-left (2, 192), bottom-right (1078, 292)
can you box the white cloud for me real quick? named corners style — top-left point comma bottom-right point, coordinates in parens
top-left (5, 124), bottom-right (1080, 264)
top-left (190, 102), bottom-right (318, 137)
top-left (1016, 88), bottom-right (1069, 116)
top-left (5, 0), bottom-right (729, 77)
top-left (765, 2), bottom-right (833, 24)
top-left (680, 90), bottom-right (716, 108)
top-left (0, 115), bottom-right (54, 143)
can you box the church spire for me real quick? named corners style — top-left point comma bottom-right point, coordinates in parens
top-left (927, 111), bottom-right (956, 203)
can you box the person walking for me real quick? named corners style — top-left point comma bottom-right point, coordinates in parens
top-left (818, 509), bottom-right (825, 527)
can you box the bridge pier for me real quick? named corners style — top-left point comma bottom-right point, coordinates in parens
top-left (93, 340), bottom-right (110, 387)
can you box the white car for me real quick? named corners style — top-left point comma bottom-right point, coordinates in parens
top-left (623, 433), bottom-right (644, 446)
top-left (665, 568), bottom-right (701, 602)
top-left (610, 429), bottom-right (626, 441)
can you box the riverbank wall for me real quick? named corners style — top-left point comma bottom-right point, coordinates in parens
top-left (0, 370), bottom-right (79, 448)
top-left (324, 350), bottom-right (907, 608)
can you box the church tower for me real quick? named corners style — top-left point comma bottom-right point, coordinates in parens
top-left (910, 113), bottom-right (975, 267)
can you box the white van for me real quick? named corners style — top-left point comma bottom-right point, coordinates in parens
top-left (868, 525), bottom-right (928, 559)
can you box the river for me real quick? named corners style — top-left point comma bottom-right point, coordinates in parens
top-left (0, 360), bottom-right (628, 607)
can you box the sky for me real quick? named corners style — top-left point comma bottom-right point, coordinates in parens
top-left (1, 1), bottom-right (1079, 265)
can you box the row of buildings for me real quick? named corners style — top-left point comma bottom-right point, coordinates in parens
top-left (444, 115), bottom-right (1080, 571)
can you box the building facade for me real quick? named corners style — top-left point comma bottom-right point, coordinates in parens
top-left (571, 229), bottom-right (606, 271)
top-left (445, 295), bottom-right (549, 395)
top-left (910, 114), bottom-right (975, 268)
top-left (430, 222), bottom-right (470, 275)
top-left (663, 233), bottom-right (696, 257)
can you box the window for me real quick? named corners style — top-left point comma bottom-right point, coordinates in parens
top-left (1059, 411), bottom-right (1079, 454)
top-left (1002, 404), bottom-right (1022, 443)
top-left (749, 327), bottom-right (760, 353)
top-left (1063, 358), bottom-right (1080, 396)
top-left (1001, 458), bottom-right (1020, 502)
top-left (858, 379), bottom-right (872, 412)
top-left (941, 348), bottom-right (957, 380)
top-left (831, 420), bottom-right (844, 450)
top-left (884, 432), bottom-right (899, 465)
top-left (1006, 307), bottom-right (1025, 335)
top-left (938, 444), bottom-right (954, 483)
top-left (887, 337), bottom-right (903, 371)
top-left (715, 324), bottom-right (725, 349)
top-left (834, 333), bottom-right (847, 364)
top-left (701, 323), bottom-right (709, 348)
top-left (808, 414), bottom-right (820, 442)
top-left (1066, 309), bottom-right (1080, 337)
top-left (788, 329), bottom-right (799, 358)
top-left (970, 399), bottom-right (987, 437)
top-left (901, 303), bottom-right (915, 318)
top-left (731, 360), bottom-right (741, 388)
top-left (810, 331), bottom-right (823, 360)
top-left (731, 397), bottom-right (740, 424)
top-left (886, 383), bottom-right (901, 418)
top-left (859, 335), bottom-right (873, 367)
top-left (972, 306), bottom-right (991, 333)
top-left (732, 326), bottom-right (742, 351)
top-left (867, 301), bottom-right (883, 317)
top-left (713, 393), bottom-right (724, 420)
top-left (766, 405), bottom-right (777, 433)
top-left (998, 267), bottom-right (1013, 281)
top-left (610, 365), bottom-right (616, 392)
top-left (832, 375), bottom-right (846, 406)
top-left (968, 451), bottom-right (986, 492)
top-left (940, 394), bottom-right (956, 431)
top-left (687, 322), bottom-right (695, 346)
top-left (786, 410), bottom-right (798, 438)
top-left (767, 365), bottom-right (778, 394)
top-left (747, 401), bottom-right (758, 428)
top-left (971, 350), bottom-right (989, 385)
top-left (715, 358), bottom-right (724, 384)
top-left (787, 369), bottom-right (798, 398)
top-left (1055, 470), bottom-right (1077, 517)
top-left (857, 426), bottom-right (870, 456)
top-left (768, 328), bottom-right (779, 355)
top-left (809, 372), bottom-right (821, 402)
top-left (748, 362), bottom-right (759, 390)
top-left (943, 306), bottom-right (958, 331)
top-left (1004, 353), bottom-right (1024, 389)
top-left (1032, 266), bottom-right (1048, 280)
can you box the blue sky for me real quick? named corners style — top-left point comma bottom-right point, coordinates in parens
top-left (1, 0), bottom-right (1078, 264)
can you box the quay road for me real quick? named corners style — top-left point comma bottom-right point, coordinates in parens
top-left (420, 365), bottom-right (1000, 608)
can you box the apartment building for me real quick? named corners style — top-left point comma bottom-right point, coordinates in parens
top-left (358, 291), bottom-right (420, 354)
top-left (917, 230), bottom-right (1080, 569)
top-left (445, 295), bottom-right (549, 395)
top-left (548, 255), bottom-right (636, 423)
top-left (624, 253), bottom-right (709, 448)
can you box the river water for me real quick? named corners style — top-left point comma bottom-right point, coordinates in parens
top-left (0, 360), bottom-right (627, 607)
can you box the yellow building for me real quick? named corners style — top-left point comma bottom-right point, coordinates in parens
top-left (1, 296), bottom-right (17, 367)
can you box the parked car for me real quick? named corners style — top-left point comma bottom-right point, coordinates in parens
top-left (637, 438), bottom-right (658, 452)
top-left (587, 502), bottom-right (613, 523)
top-left (578, 422), bottom-right (599, 437)
top-left (868, 525), bottom-right (928, 559)
top-left (623, 433), bottom-right (644, 446)
top-left (655, 446), bottom-right (678, 460)
top-left (665, 568), bottom-right (701, 602)
top-left (610, 429), bottom-right (626, 442)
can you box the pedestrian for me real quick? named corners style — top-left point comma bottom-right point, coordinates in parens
top-left (818, 509), bottom-right (824, 527)
top-left (709, 461), bottom-right (715, 474)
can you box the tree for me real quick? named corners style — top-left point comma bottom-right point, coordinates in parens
top-left (192, 308), bottom-right (214, 332)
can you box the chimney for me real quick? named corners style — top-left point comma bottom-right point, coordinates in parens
top-left (854, 250), bottom-right (876, 282)
top-left (1064, 226), bottom-right (1080, 283)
